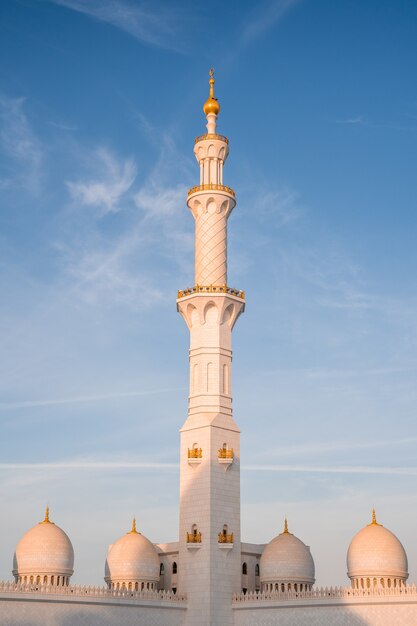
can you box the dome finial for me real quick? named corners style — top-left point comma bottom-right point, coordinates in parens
top-left (368, 507), bottom-right (381, 526)
top-left (128, 517), bottom-right (139, 534)
top-left (209, 68), bottom-right (215, 98)
top-left (41, 505), bottom-right (51, 524)
top-left (203, 68), bottom-right (220, 117)
top-left (283, 517), bottom-right (289, 534)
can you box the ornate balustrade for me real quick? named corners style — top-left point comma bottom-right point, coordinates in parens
top-left (218, 532), bottom-right (234, 544)
top-left (194, 133), bottom-right (229, 145)
top-left (187, 184), bottom-right (235, 198)
top-left (188, 448), bottom-right (202, 459)
top-left (218, 448), bottom-right (233, 459)
top-left (0, 580), bottom-right (186, 602)
top-left (232, 584), bottom-right (417, 604)
top-left (177, 285), bottom-right (245, 300)
top-left (186, 532), bottom-right (202, 543)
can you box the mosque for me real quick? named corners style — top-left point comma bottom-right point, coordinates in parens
top-left (1, 72), bottom-right (416, 626)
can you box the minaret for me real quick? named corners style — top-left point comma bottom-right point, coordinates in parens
top-left (177, 70), bottom-right (245, 626)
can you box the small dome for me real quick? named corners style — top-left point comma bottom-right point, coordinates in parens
top-left (347, 510), bottom-right (408, 582)
top-left (203, 69), bottom-right (220, 117)
top-left (13, 508), bottom-right (74, 583)
top-left (105, 519), bottom-right (160, 589)
top-left (203, 97), bottom-right (220, 117)
top-left (260, 519), bottom-right (315, 588)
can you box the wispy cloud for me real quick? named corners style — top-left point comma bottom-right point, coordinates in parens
top-left (50, 0), bottom-right (187, 52)
top-left (240, 0), bottom-right (302, 45)
top-left (0, 387), bottom-right (186, 412)
top-left (255, 186), bottom-right (304, 226)
top-left (262, 436), bottom-right (417, 459)
top-left (0, 95), bottom-right (43, 193)
top-left (337, 116), bottom-right (365, 125)
top-left (1, 460), bottom-right (416, 476)
top-left (67, 147), bottom-right (137, 215)
top-left (243, 464), bottom-right (417, 476)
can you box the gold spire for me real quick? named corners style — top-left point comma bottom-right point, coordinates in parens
top-left (40, 505), bottom-right (51, 524)
top-left (369, 507), bottom-right (382, 526)
top-left (203, 68), bottom-right (220, 116)
top-left (283, 517), bottom-right (289, 534)
top-left (128, 517), bottom-right (139, 534)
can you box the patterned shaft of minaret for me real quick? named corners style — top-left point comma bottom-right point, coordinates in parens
top-left (189, 81), bottom-right (235, 287)
top-left (177, 71), bottom-right (245, 626)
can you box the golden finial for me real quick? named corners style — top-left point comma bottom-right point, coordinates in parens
top-left (369, 508), bottom-right (381, 526)
top-left (128, 517), bottom-right (139, 534)
top-left (283, 517), bottom-right (289, 534)
top-left (41, 505), bottom-right (51, 524)
top-left (203, 68), bottom-right (220, 116)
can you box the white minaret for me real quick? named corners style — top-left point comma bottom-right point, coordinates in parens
top-left (177, 70), bottom-right (245, 626)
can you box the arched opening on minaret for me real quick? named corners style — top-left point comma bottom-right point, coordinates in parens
top-left (206, 362), bottom-right (213, 392)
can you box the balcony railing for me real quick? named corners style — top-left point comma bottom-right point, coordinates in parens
top-left (218, 532), bottom-right (234, 544)
top-left (218, 448), bottom-right (234, 459)
top-left (177, 285), bottom-right (245, 300)
top-left (187, 184), bottom-right (235, 198)
top-left (186, 532), bottom-right (202, 543)
top-left (188, 448), bottom-right (202, 459)
top-left (194, 133), bottom-right (229, 145)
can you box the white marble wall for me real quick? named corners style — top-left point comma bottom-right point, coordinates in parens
top-left (0, 596), bottom-right (185, 626)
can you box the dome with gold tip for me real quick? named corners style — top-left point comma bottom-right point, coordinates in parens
top-left (203, 68), bottom-right (220, 116)
top-left (260, 518), bottom-right (315, 592)
top-left (12, 507), bottom-right (74, 586)
top-left (104, 518), bottom-right (160, 591)
top-left (347, 509), bottom-right (408, 589)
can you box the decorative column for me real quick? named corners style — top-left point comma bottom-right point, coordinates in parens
top-left (177, 70), bottom-right (245, 626)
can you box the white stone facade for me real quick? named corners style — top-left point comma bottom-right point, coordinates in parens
top-left (1, 72), bottom-right (415, 626)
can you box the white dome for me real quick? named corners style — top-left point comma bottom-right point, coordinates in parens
top-left (260, 521), bottom-right (315, 586)
top-left (347, 511), bottom-right (408, 581)
top-left (13, 509), bottom-right (74, 581)
top-left (105, 520), bottom-right (160, 587)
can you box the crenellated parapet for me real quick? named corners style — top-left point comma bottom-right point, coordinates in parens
top-left (233, 583), bottom-right (417, 604)
top-left (0, 580), bottom-right (186, 603)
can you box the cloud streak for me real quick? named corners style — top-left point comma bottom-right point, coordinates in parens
top-left (1, 460), bottom-right (416, 476)
top-left (0, 95), bottom-right (43, 193)
top-left (50, 0), bottom-right (187, 51)
top-left (67, 147), bottom-right (137, 215)
top-left (0, 387), bottom-right (186, 411)
top-left (240, 0), bottom-right (302, 44)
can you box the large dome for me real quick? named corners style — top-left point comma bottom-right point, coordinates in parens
top-left (347, 510), bottom-right (408, 587)
top-left (13, 508), bottom-right (74, 585)
top-left (105, 519), bottom-right (160, 590)
top-left (260, 519), bottom-right (315, 591)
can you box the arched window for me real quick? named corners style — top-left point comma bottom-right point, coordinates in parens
top-left (172, 561), bottom-right (178, 574)
top-left (281, 583), bottom-right (285, 592)
top-left (223, 524), bottom-right (228, 536)
top-left (255, 564), bottom-right (260, 576)
top-left (242, 562), bottom-right (247, 575)
top-left (160, 563), bottom-right (165, 575)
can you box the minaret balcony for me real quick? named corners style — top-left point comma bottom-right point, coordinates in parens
top-left (218, 447), bottom-right (234, 469)
top-left (186, 531), bottom-right (202, 549)
top-left (194, 133), bottom-right (229, 145)
top-left (188, 447), bottom-right (202, 465)
top-left (218, 532), bottom-right (234, 549)
top-left (187, 183), bottom-right (235, 198)
top-left (177, 285), bottom-right (245, 300)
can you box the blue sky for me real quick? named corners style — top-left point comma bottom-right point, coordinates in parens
top-left (0, 0), bottom-right (416, 587)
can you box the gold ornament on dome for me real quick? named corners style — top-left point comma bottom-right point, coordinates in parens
top-left (203, 68), bottom-right (220, 116)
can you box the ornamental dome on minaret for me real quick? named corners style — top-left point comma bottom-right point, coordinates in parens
top-left (347, 509), bottom-right (408, 588)
top-left (203, 68), bottom-right (220, 116)
top-left (13, 507), bottom-right (74, 586)
top-left (260, 518), bottom-right (315, 591)
top-left (105, 518), bottom-right (160, 590)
